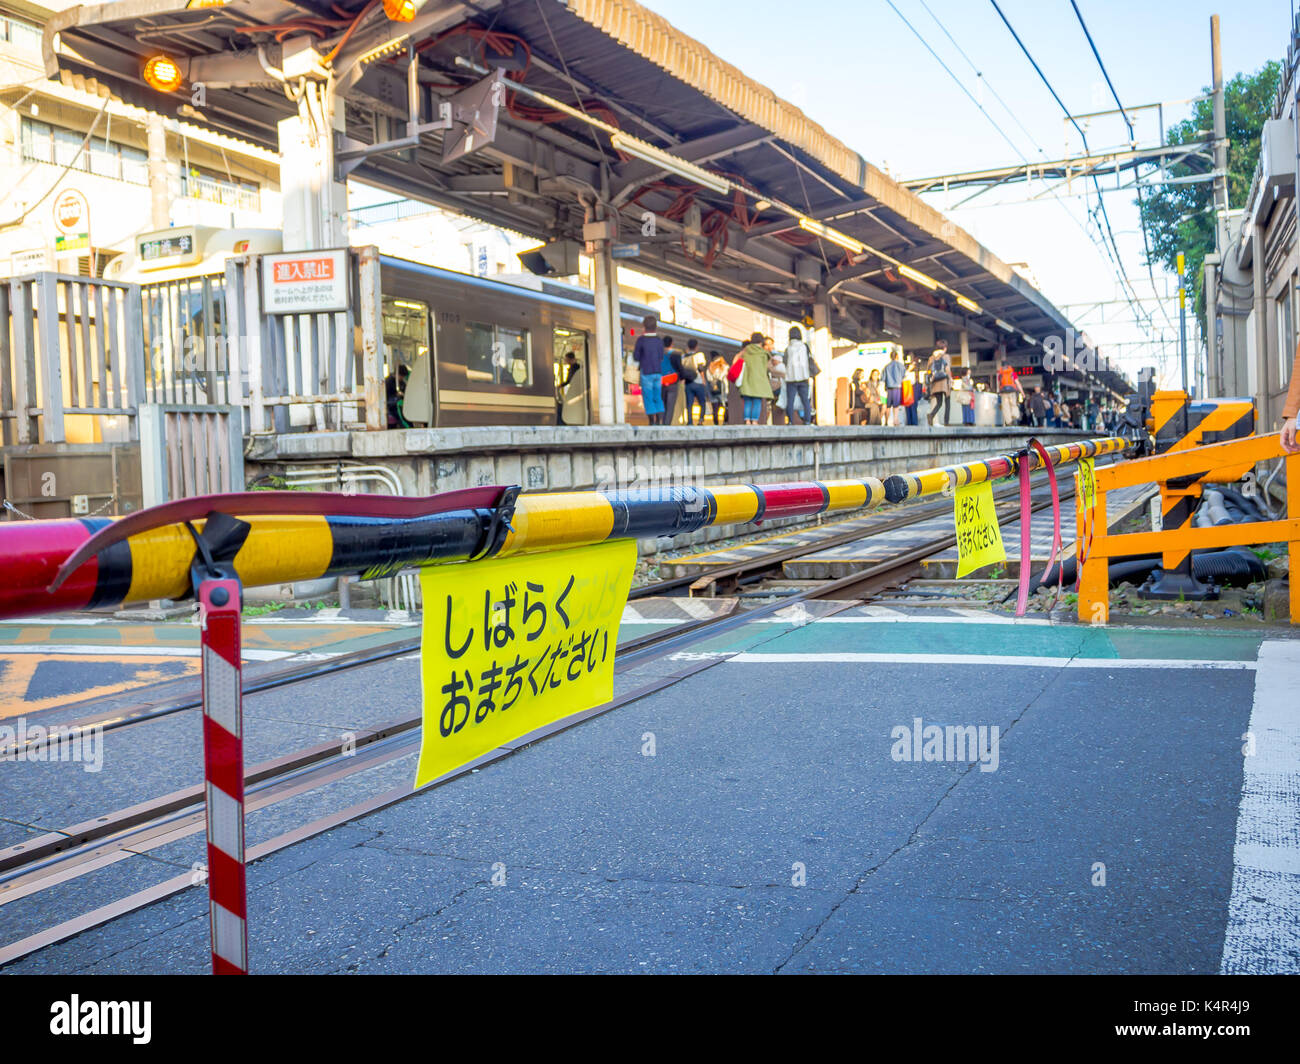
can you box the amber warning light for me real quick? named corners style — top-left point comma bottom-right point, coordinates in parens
top-left (143, 56), bottom-right (183, 92)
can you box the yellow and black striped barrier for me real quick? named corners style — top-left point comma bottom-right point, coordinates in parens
top-left (0, 437), bottom-right (1128, 622)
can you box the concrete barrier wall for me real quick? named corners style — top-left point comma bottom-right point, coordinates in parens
top-left (246, 425), bottom-right (1098, 554)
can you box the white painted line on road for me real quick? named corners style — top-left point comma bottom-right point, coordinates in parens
top-left (1221, 639), bottom-right (1300, 974)
top-left (722, 652), bottom-right (1256, 670)
top-left (0, 644), bottom-right (294, 661)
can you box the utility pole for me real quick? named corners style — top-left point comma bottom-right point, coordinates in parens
top-left (1178, 250), bottom-right (1188, 397)
top-left (1207, 15), bottom-right (1228, 398)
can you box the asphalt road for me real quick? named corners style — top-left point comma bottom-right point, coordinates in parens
top-left (4, 606), bottom-right (1295, 975)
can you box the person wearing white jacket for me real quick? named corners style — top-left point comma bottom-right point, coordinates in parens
top-left (783, 326), bottom-right (814, 425)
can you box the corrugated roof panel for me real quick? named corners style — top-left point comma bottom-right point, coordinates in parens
top-left (566, 0), bottom-right (1018, 289)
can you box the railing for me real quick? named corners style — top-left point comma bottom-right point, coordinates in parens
top-left (225, 247), bottom-right (383, 435)
top-left (1, 248), bottom-right (387, 446)
top-left (1078, 432), bottom-right (1300, 624)
top-left (0, 273), bottom-right (144, 445)
top-left (140, 273), bottom-right (239, 409)
top-left (181, 173), bottom-right (261, 211)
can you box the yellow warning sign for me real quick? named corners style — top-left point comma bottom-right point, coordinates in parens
top-left (414, 539), bottom-right (636, 788)
top-left (1076, 458), bottom-right (1097, 564)
top-left (1076, 457), bottom-right (1096, 512)
top-left (954, 480), bottom-right (1006, 578)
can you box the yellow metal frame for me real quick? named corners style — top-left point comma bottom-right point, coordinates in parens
top-left (1077, 433), bottom-right (1300, 624)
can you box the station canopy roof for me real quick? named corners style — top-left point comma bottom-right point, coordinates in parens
top-left (42, 0), bottom-right (1130, 392)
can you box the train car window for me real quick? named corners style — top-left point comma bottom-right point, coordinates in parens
top-left (465, 322), bottom-right (532, 387)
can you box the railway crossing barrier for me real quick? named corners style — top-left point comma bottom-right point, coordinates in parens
top-left (0, 435), bottom-right (1129, 971)
top-left (1076, 432), bottom-right (1300, 625)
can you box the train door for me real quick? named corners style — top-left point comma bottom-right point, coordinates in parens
top-left (553, 326), bottom-right (590, 425)
top-left (382, 296), bottom-right (435, 427)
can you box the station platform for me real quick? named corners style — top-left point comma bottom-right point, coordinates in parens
top-left (4, 602), bottom-right (1295, 975)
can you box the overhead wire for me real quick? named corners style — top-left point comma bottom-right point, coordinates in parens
top-left (1068, 0), bottom-right (1180, 338)
top-left (987, 0), bottom-right (1160, 356)
top-left (884, 0), bottom-right (1155, 370)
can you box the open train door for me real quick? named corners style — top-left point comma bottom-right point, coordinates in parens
top-left (554, 326), bottom-right (590, 425)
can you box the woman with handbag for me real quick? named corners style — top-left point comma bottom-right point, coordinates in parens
top-left (864, 367), bottom-right (885, 425)
top-left (925, 340), bottom-right (952, 426)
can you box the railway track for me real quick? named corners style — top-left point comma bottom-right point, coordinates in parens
top-left (0, 473), bottom-right (1075, 967)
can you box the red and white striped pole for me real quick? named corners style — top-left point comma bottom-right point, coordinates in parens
top-left (198, 577), bottom-right (248, 975)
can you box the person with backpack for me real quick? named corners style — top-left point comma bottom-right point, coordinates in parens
top-left (736, 332), bottom-right (771, 424)
top-left (883, 348), bottom-right (906, 426)
top-left (925, 339), bottom-right (952, 426)
top-left (632, 315), bottom-right (667, 425)
top-left (681, 339), bottom-right (712, 425)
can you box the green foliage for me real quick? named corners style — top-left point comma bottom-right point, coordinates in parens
top-left (1137, 61), bottom-right (1281, 315)
top-left (1251, 546), bottom-right (1279, 562)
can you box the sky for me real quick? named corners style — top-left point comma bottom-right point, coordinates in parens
top-left (643, 0), bottom-right (1289, 382)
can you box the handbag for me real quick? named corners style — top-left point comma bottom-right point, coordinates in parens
top-left (901, 378), bottom-right (914, 406)
top-left (727, 358), bottom-right (744, 383)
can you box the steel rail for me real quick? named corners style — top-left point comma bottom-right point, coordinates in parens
top-left (0, 479), bottom-right (1079, 967)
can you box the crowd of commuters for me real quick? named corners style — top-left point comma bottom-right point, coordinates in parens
top-left (629, 316), bottom-right (1126, 430)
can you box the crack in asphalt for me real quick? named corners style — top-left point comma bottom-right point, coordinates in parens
top-left (771, 639), bottom-right (1085, 974)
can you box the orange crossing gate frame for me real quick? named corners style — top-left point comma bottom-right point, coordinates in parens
top-left (1076, 433), bottom-right (1300, 625)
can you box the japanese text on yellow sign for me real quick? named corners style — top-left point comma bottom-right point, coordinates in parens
top-left (414, 539), bottom-right (636, 788)
top-left (1075, 457), bottom-right (1096, 512)
top-left (1075, 457), bottom-right (1097, 564)
top-left (954, 480), bottom-right (1006, 578)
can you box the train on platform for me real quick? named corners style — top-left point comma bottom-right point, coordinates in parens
top-left (111, 227), bottom-right (743, 429)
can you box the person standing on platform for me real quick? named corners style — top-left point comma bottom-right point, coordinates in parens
top-left (883, 348), bottom-right (906, 426)
top-left (737, 332), bottom-right (771, 425)
top-left (632, 315), bottom-right (667, 425)
top-left (996, 361), bottom-right (1023, 427)
top-left (659, 336), bottom-right (683, 425)
top-left (925, 340), bottom-right (952, 426)
top-left (906, 355), bottom-right (925, 426)
top-left (1027, 387), bottom-right (1048, 428)
top-left (681, 344), bottom-right (711, 425)
top-left (783, 326), bottom-right (813, 425)
top-left (704, 351), bottom-right (727, 425)
top-left (864, 367), bottom-right (885, 425)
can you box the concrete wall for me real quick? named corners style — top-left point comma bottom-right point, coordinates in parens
top-left (246, 425), bottom-right (1099, 554)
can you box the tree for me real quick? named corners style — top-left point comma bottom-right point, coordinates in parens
top-left (1137, 61), bottom-right (1281, 315)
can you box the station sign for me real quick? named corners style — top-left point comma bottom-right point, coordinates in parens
top-left (261, 249), bottom-right (349, 314)
top-left (611, 242), bottom-right (641, 259)
top-left (137, 226), bottom-right (202, 271)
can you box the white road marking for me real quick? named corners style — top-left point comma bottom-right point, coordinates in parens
top-left (722, 652), bottom-right (1255, 670)
top-left (0, 644), bottom-right (294, 661)
top-left (1221, 639), bottom-right (1300, 974)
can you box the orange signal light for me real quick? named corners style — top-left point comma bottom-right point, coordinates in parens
top-left (382, 0), bottom-right (419, 20)
top-left (143, 55), bottom-right (183, 93)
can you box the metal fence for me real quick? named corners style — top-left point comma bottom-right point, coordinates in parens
top-left (226, 246), bottom-right (384, 434)
top-left (141, 273), bottom-right (239, 408)
top-left (0, 273), bottom-right (144, 445)
top-left (1, 247), bottom-right (385, 446)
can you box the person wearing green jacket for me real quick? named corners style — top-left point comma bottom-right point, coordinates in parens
top-left (737, 332), bottom-right (771, 424)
